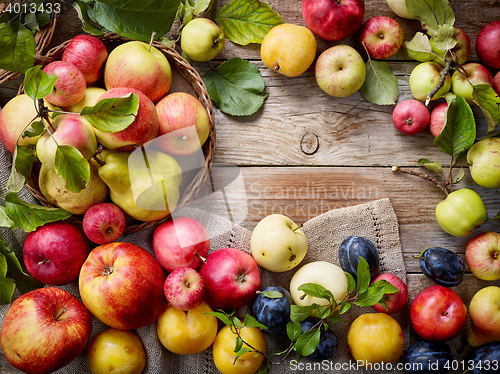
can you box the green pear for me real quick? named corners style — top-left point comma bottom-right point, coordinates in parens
top-left (38, 159), bottom-right (109, 215)
top-left (98, 149), bottom-right (182, 222)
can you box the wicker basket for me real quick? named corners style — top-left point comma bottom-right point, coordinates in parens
top-left (25, 33), bottom-right (216, 233)
top-left (0, 1), bottom-right (61, 85)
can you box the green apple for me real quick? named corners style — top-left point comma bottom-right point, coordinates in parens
top-left (315, 45), bottom-right (366, 98)
top-left (451, 62), bottom-right (494, 104)
top-left (289, 261), bottom-right (348, 315)
top-left (385, 0), bottom-right (413, 19)
top-left (409, 62), bottom-right (451, 101)
top-left (250, 214), bottom-right (308, 272)
top-left (181, 18), bottom-right (225, 62)
top-left (467, 137), bottom-right (500, 189)
top-left (435, 188), bottom-right (487, 237)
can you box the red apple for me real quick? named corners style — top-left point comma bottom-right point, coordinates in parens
top-left (0, 287), bottom-right (92, 374)
top-left (23, 221), bottom-right (90, 286)
top-left (358, 16), bottom-right (404, 59)
top-left (429, 101), bottom-right (448, 137)
top-left (104, 41), bottom-right (172, 103)
top-left (79, 242), bottom-right (167, 330)
top-left (493, 71), bottom-right (500, 95)
top-left (155, 92), bottom-right (211, 156)
top-left (392, 99), bottom-right (430, 135)
top-left (475, 21), bottom-right (500, 69)
top-left (152, 216), bottom-right (210, 273)
top-left (371, 273), bottom-right (408, 314)
top-left (466, 232), bottom-right (500, 281)
top-left (410, 285), bottom-right (467, 341)
top-left (62, 34), bottom-right (108, 84)
top-left (83, 202), bottom-right (126, 244)
top-left (93, 87), bottom-right (159, 151)
top-left (199, 247), bottom-right (261, 310)
top-left (302, 0), bottom-right (364, 41)
top-left (451, 62), bottom-right (493, 104)
top-left (42, 60), bottom-right (87, 107)
top-left (164, 267), bottom-right (206, 310)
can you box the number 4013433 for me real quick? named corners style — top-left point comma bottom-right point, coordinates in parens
top-left (4, 1), bottom-right (61, 14)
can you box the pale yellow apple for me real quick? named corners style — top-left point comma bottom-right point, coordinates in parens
top-left (87, 328), bottom-right (146, 374)
top-left (250, 214), bottom-right (308, 272)
top-left (290, 261), bottom-right (348, 314)
top-left (156, 301), bottom-right (218, 355)
top-left (65, 86), bottom-right (106, 113)
top-left (385, 0), bottom-right (413, 19)
top-left (467, 286), bottom-right (500, 346)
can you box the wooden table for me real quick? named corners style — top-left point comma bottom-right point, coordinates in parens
top-left (1, 1), bottom-right (500, 373)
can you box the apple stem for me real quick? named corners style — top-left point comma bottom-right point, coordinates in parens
top-left (148, 32), bottom-right (156, 53)
top-left (292, 224), bottom-right (303, 232)
top-left (425, 58), bottom-right (455, 106)
top-left (38, 258), bottom-right (50, 266)
top-left (53, 307), bottom-right (67, 321)
top-left (92, 145), bottom-right (106, 166)
top-left (196, 253), bottom-right (207, 263)
top-left (391, 166), bottom-right (450, 195)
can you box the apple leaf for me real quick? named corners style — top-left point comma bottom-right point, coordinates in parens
top-left (23, 65), bottom-right (58, 101)
top-left (356, 257), bottom-right (371, 294)
top-left (0, 237), bottom-right (42, 304)
top-left (215, 0), bottom-right (283, 45)
top-left (54, 145), bottom-right (91, 193)
top-left (435, 94), bottom-right (476, 156)
top-left (406, 0), bottom-right (455, 37)
top-left (205, 57), bottom-right (268, 116)
top-left (1, 192), bottom-right (72, 232)
top-left (297, 283), bottom-right (335, 302)
top-left (72, 1), bottom-right (105, 35)
top-left (353, 285), bottom-right (386, 307)
top-left (91, 0), bottom-right (182, 41)
top-left (405, 32), bottom-right (439, 62)
top-left (7, 145), bottom-right (38, 193)
top-left (370, 279), bottom-right (400, 295)
top-left (81, 93), bottom-right (139, 133)
top-left (359, 59), bottom-right (398, 106)
top-left (22, 120), bottom-right (45, 139)
top-left (431, 24), bottom-right (457, 51)
top-left (243, 314), bottom-right (268, 330)
top-left (339, 299), bottom-right (351, 315)
top-left (294, 328), bottom-right (321, 357)
top-left (0, 21), bottom-right (36, 73)
top-left (472, 84), bottom-right (500, 133)
top-left (417, 158), bottom-right (443, 174)
top-left (451, 167), bottom-right (465, 184)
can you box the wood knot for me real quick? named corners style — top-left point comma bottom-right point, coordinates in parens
top-left (300, 132), bottom-right (319, 155)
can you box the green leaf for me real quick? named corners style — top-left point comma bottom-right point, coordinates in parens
top-left (0, 209), bottom-right (15, 228)
top-left (194, 0), bottom-right (213, 15)
top-left (435, 94), bottom-right (476, 156)
top-left (327, 310), bottom-right (341, 323)
top-left (346, 272), bottom-right (356, 293)
top-left (22, 120), bottom-right (45, 139)
top-left (0, 21), bottom-right (36, 73)
top-left (205, 57), bottom-right (268, 116)
top-left (261, 290), bottom-right (283, 299)
top-left (215, 0), bottom-right (283, 45)
top-left (451, 167), bottom-right (465, 184)
top-left (431, 24), bottom-right (457, 51)
top-left (92, 0), bottom-right (182, 41)
top-left (234, 336), bottom-right (243, 352)
top-left (370, 279), bottom-right (400, 295)
top-left (0, 237), bottom-right (42, 304)
top-left (405, 32), bottom-right (438, 62)
top-left (290, 304), bottom-right (316, 323)
top-left (206, 311), bottom-right (232, 326)
top-left (298, 283), bottom-right (334, 302)
top-left (353, 286), bottom-right (386, 307)
top-left (24, 65), bottom-right (58, 101)
top-left (81, 94), bottom-right (140, 133)
top-left (378, 299), bottom-right (389, 312)
top-left (315, 304), bottom-right (331, 320)
top-left (7, 145), bottom-right (38, 193)
top-left (232, 315), bottom-right (242, 329)
top-left (72, 1), bottom-right (105, 35)
top-left (22, 13), bottom-right (41, 31)
top-left (407, 0), bottom-right (455, 36)
top-left (339, 299), bottom-right (352, 315)
top-left (417, 158), bottom-right (443, 174)
top-left (356, 257), bottom-right (371, 294)
top-left (359, 59), bottom-right (398, 106)
top-left (233, 347), bottom-right (253, 363)
top-left (294, 328), bottom-right (321, 357)
top-left (2, 192), bottom-right (72, 232)
top-left (54, 146), bottom-right (91, 193)
top-left (244, 314), bottom-right (268, 330)
top-left (472, 84), bottom-right (500, 133)
top-left (286, 321), bottom-right (302, 342)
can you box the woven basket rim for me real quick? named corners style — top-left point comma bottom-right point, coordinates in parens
top-left (25, 33), bottom-right (216, 233)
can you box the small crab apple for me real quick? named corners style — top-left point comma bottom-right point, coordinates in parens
top-left (429, 102), bottom-right (448, 137)
top-left (83, 203), bottom-right (126, 244)
top-left (392, 100), bottom-right (430, 135)
top-left (163, 267), bottom-right (206, 310)
top-left (358, 16), bottom-right (404, 60)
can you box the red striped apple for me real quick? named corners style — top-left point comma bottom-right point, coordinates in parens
top-left (451, 62), bottom-right (493, 104)
top-left (43, 60), bottom-right (87, 107)
top-left (163, 267), bottom-right (206, 310)
top-left (0, 287), bottom-right (92, 374)
top-left (466, 232), bottom-right (500, 281)
top-left (62, 34), bottom-right (108, 84)
top-left (358, 16), bottom-right (404, 59)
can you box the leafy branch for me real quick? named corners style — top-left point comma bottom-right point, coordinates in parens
top-left (209, 258), bottom-right (399, 373)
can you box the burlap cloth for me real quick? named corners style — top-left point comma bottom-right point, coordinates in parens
top-left (0, 144), bottom-right (409, 373)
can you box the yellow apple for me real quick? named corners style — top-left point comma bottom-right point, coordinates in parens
top-left (65, 86), bottom-right (107, 113)
top-left (250, 214), bottom-right (308, 272)
top-left (87, 328), bottom-right (146, 374)
top-left (156, 301), bottom-right (217, 355)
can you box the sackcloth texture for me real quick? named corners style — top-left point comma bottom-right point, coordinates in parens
top-left (0, 141), bottom-right (408, 373)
